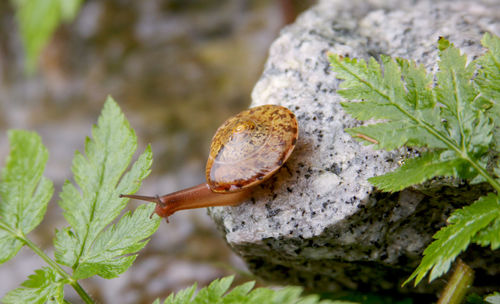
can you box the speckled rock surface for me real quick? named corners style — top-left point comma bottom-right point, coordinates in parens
top-left (208, 0), bottom-right (500, 295)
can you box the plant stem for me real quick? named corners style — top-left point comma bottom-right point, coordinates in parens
top-left (0, 219), bottom-right (95, 303)
top-left (437, 259), bottom-right (474, 304)
top-left (68, 280), bottom-right (95, 304)
top-left (463, 154), bottom-right (500, 192)
top-left (22, 236), bottom-right (95, 304)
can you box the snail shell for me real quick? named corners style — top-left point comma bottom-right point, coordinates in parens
top-left (206, 105), bottom-right (298, 193)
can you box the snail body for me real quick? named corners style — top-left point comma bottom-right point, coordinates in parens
top-left (120, 105), bottom-right (298, 220)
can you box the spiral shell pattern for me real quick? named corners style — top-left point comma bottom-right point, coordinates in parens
top-left (206, 105), bottom-right (298, 193)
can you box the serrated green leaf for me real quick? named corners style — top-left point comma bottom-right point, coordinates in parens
top-left (54, 96), bottom-right (159, 279)
top-left (2, 267), bottom-right (65, 304)
top-left (396, 58), bottom-right (435, 111)
top-left (0, 130), bottom-right (53, 264)
top-left (475, 33), bottom-right (500, 106)
top-left (163, 283), bottom-right (197, 304)
top-left (485, 292), bottom-right (500, 304)
top-left (436, 40), bottom-right (492, 155)
top-left (160, 276), bottom-right (357, 304)
top-left (404, 193), bottom-right (500, 286)
top-left (74, 254), bottom-right (136, 281)
top-left (346, 121), bottom-right (445, 150)
top-left (73, 204), bottom-right (160, 279)
top-left (330, 37), bottom-right (494, 177)
top-left (268, 286), bottom-right (303, 303)
top-left (219, 281), bottom-right (255, 303)
top-left (243, 287), bottom-right (274, 303)
top-left (53, 227), bottom-right (79, 267)
top-left (0, 231), bottom-right (23, 265)
top-left (476, 33), bottom-right (500, 182)
top-left (329, 53), bottom-right (450, 152)
top-left (331, 55), bottom-right (388, 105)
top-left (369, 151), bottom-right (466, 192)
top-left (193, 276), bottom-right (235, 304)
top-left (473, 217), bottom-right (500, 250)
top-left (116, 144), bottom-right (154, 202)
top-left (11, 0), bottom-right (83, 73)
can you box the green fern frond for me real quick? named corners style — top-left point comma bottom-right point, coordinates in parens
top-left (330, 33), bottom-right (500, 285)
top-left (156, 276), bottom-right (357, 304)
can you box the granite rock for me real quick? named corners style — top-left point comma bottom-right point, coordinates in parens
top-left (209, 0), bottom-right (500, 294)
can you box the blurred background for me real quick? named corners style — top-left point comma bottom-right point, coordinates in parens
top-left (0, 0), bottom-right (315, 303)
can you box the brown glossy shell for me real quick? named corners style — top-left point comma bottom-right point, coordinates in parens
top-left (206, 105), bottom-right (298, 193)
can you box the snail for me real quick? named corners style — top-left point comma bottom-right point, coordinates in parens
top-left (120, 104), bottom-right (298, 220)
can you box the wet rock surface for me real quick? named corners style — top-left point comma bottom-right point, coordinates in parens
top-left (209, 0), bottom-right (500, 294)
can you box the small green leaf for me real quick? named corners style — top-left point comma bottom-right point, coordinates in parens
top-left (163, 283), bottom-right (197, 304)
top-left (368, 151), bottom-right (466, 192)
top-left (159, 276), bottom-right (357, 304)
top-left (59, 0), bottom-right (83, 20)
top-left (220, 281), bottom-right (255, 303)
top-left (475, 33), bottom-right (500, 107)
top-left (193, 276), bottom-right (235, 304)
top-left (11, 0), bottom-right (83, 73)
top-left (437, 36), bottom-right (451, 51)
top-left (54, 96), bottom-right (159, 279)
top-left (243, 288), bottom-right (274, 304)
top-left (2, 267), bottom-right (65, 304)
top-left (473, 217), bottom-right (500, 250)
top-left (404, 193), bottom-right (500, 286)
top-left (267, 286), bottom-right (303, 303)
top-left (0, 130), bottom-right (53, 264)
top-left (475, 33), bottom-right (500, 179)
